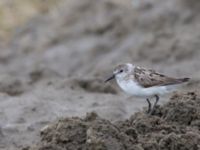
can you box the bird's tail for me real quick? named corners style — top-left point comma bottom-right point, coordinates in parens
top-left (164, 77), bottom-right (190, 86)
top-left (178, 77), bottom-right (190, 83)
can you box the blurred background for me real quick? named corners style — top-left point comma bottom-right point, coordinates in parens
top-left (0, 0), bottom-right (199, 149)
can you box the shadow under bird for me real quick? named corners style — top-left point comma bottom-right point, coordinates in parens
top-left (105, 63), bottom-right (190, 114)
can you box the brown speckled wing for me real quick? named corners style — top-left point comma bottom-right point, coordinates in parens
top-left (134, 67), bottom-right (185, 88)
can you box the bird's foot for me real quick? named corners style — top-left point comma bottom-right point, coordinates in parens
top-left (146, 107), bottom-right (151, 114)
top-left (146, 98), bottom-right (151, 114)
top-left (148, 95), bottom-right (159, 115)
top-left (149, 109), bottom-right (155, 115)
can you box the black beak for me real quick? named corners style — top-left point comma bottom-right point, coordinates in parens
top-left (104, 74), bottom-right (115, 82)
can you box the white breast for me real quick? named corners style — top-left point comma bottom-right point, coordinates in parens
top-left (116, 79), bottom-right (175, 98)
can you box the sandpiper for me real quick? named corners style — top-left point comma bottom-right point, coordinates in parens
top-left (105, 63), bottom-right (189, 114)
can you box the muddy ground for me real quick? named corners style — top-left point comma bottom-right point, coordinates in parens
top-left (28, 92), bottom-right (200, 150)
top-left (0, 0), bottom-right (200, 149)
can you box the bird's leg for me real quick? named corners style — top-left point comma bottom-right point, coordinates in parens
top-left (150, 95), bottom-right (159, 115)
top-left (146, 98), bottom-right (151, 114)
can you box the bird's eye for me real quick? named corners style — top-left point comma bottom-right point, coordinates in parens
top-left (119, 69), bottom-right (123, 73)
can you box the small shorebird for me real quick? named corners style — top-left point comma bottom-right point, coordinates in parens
top-left (105, 63), bottom-right (189, 114)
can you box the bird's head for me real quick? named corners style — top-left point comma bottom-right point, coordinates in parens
top-left (105, 63), bottom-right (134, 82)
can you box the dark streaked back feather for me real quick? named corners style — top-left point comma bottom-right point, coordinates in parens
top-left (134, 67), bottom-right (189, 88)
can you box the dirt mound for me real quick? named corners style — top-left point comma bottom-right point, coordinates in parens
top-left (28, 92), bottom-right (200, 150)
top-left (0, 75), bottom-right (27, 96)
top-left (160, 92), bottom-right (200, 126)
